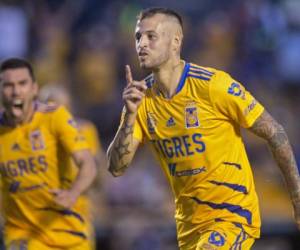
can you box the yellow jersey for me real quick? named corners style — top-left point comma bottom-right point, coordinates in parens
top-left (0, 103), bottom-right (90, 248)
top-left (131, 62), bottom-right (264, 239)
top-left (59, 118), bottom-right (101, 190)
top-left (58, 118), bottom-right (101, 250)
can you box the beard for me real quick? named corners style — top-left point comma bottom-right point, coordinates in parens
top-left (139, 54), bottom-right (169, 71)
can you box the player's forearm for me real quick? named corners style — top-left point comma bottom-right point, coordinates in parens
top-left (267, 125), bottom-right (300, 202)
top-left (107, 112), bottom-right (136, 177)
top-left (71, 151), bottom-right (97, 195)
top-left (249, 111), bottom-right (300, 202)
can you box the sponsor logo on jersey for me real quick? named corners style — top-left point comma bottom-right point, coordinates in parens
top-left (29, 130), bottom-right (45, 151)
top-left (208, 231), bottom-right (225, 246)
top-left (9, 180), bottom-right (48, 193)
top-left (185, 103), bottom-right (199, 128)
top-left (168, 163), bottom-right (206, 177)
top-left (147, 112), bottom-right (157, 134)
top-left (244, 99), bottom-right (257, 115)
top-left (227, 82), bottom-right (245, 99)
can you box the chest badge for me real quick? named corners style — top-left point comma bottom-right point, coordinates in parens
top-left (185, 102), bottom-right (200, 128)
top-left (29, 130), bottom-right (45, 151)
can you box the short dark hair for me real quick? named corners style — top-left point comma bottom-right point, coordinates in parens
top-left (137, 7), bottom-right (183, 30)
top-left (0, 58), bottom-right (35, 81)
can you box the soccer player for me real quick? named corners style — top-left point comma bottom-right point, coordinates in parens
top-left (0, 58), bottom-right (97, 250)
top-left (107, 7), bottom-right (300, 250)
top-left (39, 84), bottom-right (106, 250)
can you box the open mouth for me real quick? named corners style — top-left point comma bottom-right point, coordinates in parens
top-left (12, 100), bottom-right (24, 110)
top-left (11, 100), bottom-right (25, 117)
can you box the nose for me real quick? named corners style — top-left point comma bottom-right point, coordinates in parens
top-left (138, 35), bottom-right (148, 48)
top-left (12, 84), bottom-right (21, 96)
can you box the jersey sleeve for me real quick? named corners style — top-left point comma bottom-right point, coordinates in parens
top-left (209, 71), bottom-right (264, 128)
top-left (120, 107), bottom-right (144, 142)
top-left (51, 106), bottom-right (89, 153)
top-left (79, 121), bottom-right (101, 156)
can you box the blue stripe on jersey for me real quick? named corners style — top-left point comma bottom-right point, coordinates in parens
top-left (191, 197), bottom-right (252, 225)
top-left (209, 180), bottom-right (248, 194)
top-left (145, 74), bottom-right (154, 88)
top-left (230, 230), bottom-right (243, 250)
top-left (231, 231), bottom-right (247, 250)
top-left (187, 73), bottom-right (211, 80)
top-left (189, 68), bottom-right (214, 77)
top-left (38, 207), bottom-right (85, 223)
top-left (52, 229), bottom-right (87, 239)
top-left (190, 65), bottom-right (214, 75)
top-left (223, 162), bottom-right (242, 170)
top-left (237, 232), bottom-right (247, 250)
top-left (175, 63), bottom-right (190, 94)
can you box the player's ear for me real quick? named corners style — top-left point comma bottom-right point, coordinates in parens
top-left (172, 30), bottom-right (182, 54)
top-left (33, 81), bottom-right (39, 96)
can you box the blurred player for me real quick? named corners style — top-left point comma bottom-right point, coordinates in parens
top-left (107, 7), bottom-right (300, 250)
top-left (0, 58), bottom-right (97, 250)
top-left (39, 84), bottom-right (106, 250)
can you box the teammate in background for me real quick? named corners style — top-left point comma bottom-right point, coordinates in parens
top-left (39, 84), bottom-right (106, 250)
top-left (0, 58), bottom-right (97, 250)
top-left (107, 7), bottom-right (300, 250)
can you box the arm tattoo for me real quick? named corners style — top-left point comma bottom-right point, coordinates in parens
top-left (109, 115), bottom-right (135, 175)
top-left (249, 110), bottom-right (300, 201)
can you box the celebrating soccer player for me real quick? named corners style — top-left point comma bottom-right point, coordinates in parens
top-left (107, 7), bottom-right (300, 250)
top-left (39, 84), bottom-right (107, 250)
top-left (0, 58), bottom-right (97, 250)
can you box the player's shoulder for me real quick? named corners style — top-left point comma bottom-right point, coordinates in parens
top-left (189, 63), bottom-right (235, 89)
top-left (76, 117), bottom-right (96, 130)
top-left (186, 62), bottom-right (217, 82)
top-left (36, 101), bottom-right (61, 114)
top-left (187, 62), bottom-right (231, 82)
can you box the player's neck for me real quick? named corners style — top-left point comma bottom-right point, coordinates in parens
top-left (153, 58), bottom-right (184, 99)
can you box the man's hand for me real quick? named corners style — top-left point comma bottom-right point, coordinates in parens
top-left (50, 189), bottom-right (80, 209)
top-left (123, 65), bottom-right (147, 114)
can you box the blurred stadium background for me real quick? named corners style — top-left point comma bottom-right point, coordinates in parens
top-left (0, 0), bottom-right (299, 249)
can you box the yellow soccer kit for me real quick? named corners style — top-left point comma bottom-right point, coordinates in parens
top-left (59, 119), bottom-right (101, 250)
top-left (128, 61), bottom-right (264, 249)
top-left (0, 103), bottom-right (90, 249)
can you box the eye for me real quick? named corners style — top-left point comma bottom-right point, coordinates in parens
top-left (19, 80), bottom-right (27, 86)
top-left (3, 82), bottom-right (13, 88)
top-left (148, 34), bottom-right (156, 40)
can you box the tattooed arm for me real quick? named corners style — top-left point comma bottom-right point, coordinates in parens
top-left (248, 110), bottom-right (300, 228)
top-left (107, 65), bottom-right (147, 177)
top-left (107, 112), bottom-right (140, 177)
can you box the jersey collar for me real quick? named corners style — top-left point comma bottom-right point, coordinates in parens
top-left (175, 61), bottom-right (190, 95)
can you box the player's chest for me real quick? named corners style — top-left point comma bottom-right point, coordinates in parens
top-left (0, 125), bottom-right (55, 160)
top-left (141, 97), bottom-right (215, 139)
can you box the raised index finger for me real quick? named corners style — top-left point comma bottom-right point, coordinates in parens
top-left (125, 65), bottom-right (133, 86)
